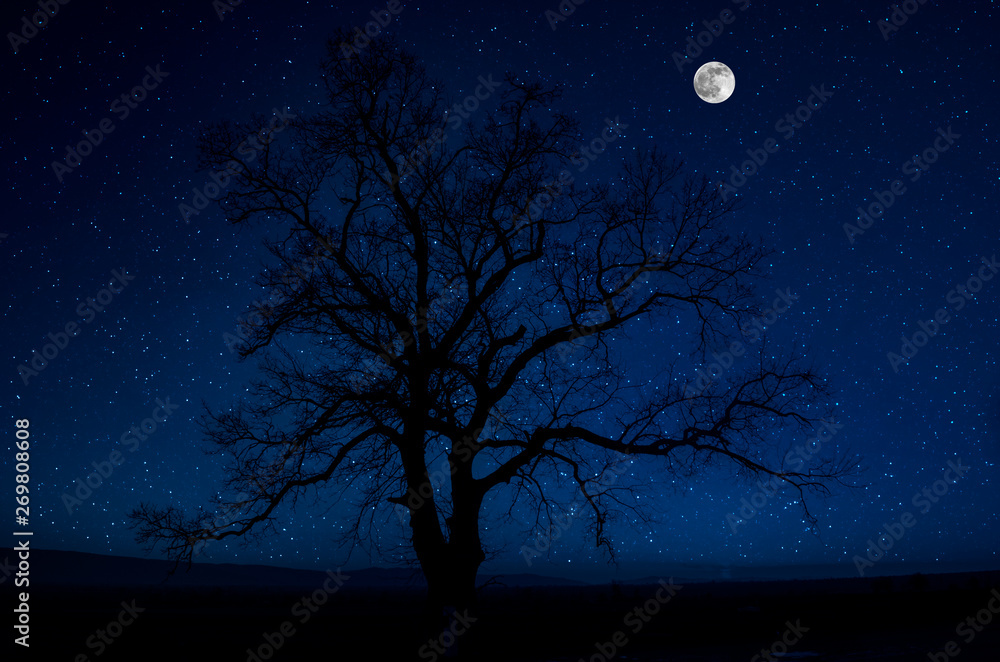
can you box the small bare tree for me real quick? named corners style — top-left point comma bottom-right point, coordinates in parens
top-left (129, 30), bottom-right (857, 621)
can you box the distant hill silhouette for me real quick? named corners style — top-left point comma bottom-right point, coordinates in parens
top-left (22, 549), bottom-right (587, 589)
top-left (13, 548), bottom-right (1000, 591)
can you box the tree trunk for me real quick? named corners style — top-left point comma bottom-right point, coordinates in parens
top-left (406, 466), bottom-right (485, 659)
top-left (418, 543), bottom-right (483, 660)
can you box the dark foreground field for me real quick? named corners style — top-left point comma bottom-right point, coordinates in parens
top-left (7, 554), bottom-right (1000, 661)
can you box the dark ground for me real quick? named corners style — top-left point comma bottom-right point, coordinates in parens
top-left (5, 557), bottom-right (1000, 660)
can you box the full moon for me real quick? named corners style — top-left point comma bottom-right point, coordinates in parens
top-left (693, 62), bottom-right (735, 104)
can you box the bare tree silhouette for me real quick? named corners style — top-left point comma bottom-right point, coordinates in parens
top-left (128, 30), bottom-right (858, 623)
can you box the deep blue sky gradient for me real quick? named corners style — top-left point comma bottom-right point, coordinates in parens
top-left (1, 0), bottom-right (998, 582)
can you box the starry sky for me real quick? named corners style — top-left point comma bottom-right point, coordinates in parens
top-left (2, 0), bottom-right (998, 583)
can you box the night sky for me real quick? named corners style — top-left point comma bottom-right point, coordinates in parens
top-left (2, 0), bottom-right (998, 583)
